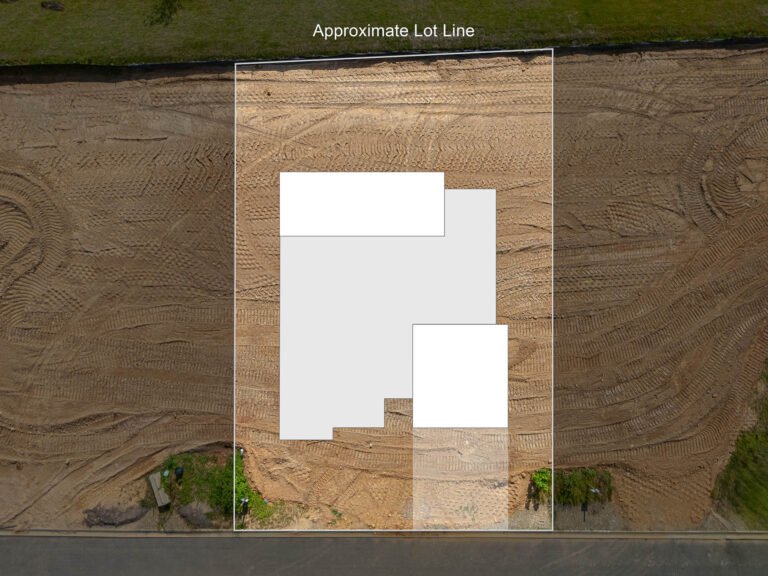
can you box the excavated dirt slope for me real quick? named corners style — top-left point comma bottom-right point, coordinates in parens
top-left (554, 47), bottom-right (768, 530)
top-left (235, 54), bottom-right (554, 529)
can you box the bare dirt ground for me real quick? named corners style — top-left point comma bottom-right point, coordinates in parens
top-left (235, 55), bottom-right (554, 529)
top-left (554, 47), bottom-right (768, 530)
top-left (2, 45), bottom-right (766, 532)
top-left (0, 68), bottom-right (234, 529)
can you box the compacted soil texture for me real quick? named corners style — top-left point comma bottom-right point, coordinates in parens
top-left (235, 54), bottom-right (554, 529)
top-left (0, 68), bottom-right (234, 529)
top-left (554, 47), bottom-right (768, 530)
top-left (2, 45), bottom-right (767, 531)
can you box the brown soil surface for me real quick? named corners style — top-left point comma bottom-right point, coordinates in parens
top-left (554, 47), bottom-right (768, 530)
top-left (0, 69), bottom-right (234, 529)
top-left (2, 45), bottom-right (766, 532)
top-left (235, 54), bottom-right (553, 529)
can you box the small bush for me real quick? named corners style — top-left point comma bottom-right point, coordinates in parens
top-left (554, 467), bottom-right (613, 506)
top-left (531, 467), bottom-right (552, 503)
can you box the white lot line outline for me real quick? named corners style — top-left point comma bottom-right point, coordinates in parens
top-left (233, 48), bottom-right (555, 532)
top-left (550, 50), bottom-right (555, 533)
top-left (233, 61), bottom-right (237, 533)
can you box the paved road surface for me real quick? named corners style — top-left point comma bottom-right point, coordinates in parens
top-left (3, 534), bottom-right (768, 575)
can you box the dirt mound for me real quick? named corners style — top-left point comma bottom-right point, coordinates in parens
top-left (83, 505), bottom-right (147, 527)
top-left (177, 502), bottom-right (214, 528)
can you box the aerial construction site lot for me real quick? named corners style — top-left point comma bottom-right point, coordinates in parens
top-left (235, 53), bottom-right (554, 530)
top-left (0, 45), bottom-right (767, 532)
top-left (555, 47), bottom-right (768, 530)
top-left (0, 69), bottom-right (234, 529)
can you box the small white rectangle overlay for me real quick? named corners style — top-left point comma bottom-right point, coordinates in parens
top-left (413, 324), bottom-right (508, 428)
top-left (280, 172), bottom-right (444, 236)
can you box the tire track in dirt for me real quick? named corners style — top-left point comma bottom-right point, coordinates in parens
top-left (0, 70), bottom-right (234, 529)
top-left (236, 55), bottom-right (553, 529)
top-left (555, 47), bottom-right (768, 529)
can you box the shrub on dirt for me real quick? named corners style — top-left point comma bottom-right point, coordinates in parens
top-left (554, 468), bottom-right (613, 506)
top-left (531, 467), bottom-right (552, 504)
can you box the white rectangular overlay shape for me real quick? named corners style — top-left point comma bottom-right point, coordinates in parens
top-left (280, 172), bottom-right (445, 236)
top-left (280, 189), bottom-right (496, 440)
top-left (413, 324), bottom-right (509, 428)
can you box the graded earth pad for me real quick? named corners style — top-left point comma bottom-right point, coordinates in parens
top-left (3, 45), bottom-right (765, 534)
top-left (0, 69), bottom-right (234, 529)
top-left (235, 54), bottom-right (554, 529)
top-left (554, 47), bottom-right (768, 530)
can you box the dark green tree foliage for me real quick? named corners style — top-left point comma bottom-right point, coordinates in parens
top-left (148, 0), bottom-right (185, 26)
top-left (554, 468), bottom-right (613, 506)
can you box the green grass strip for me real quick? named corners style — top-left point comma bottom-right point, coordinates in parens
top-left (1, 1), bottom-right (767, 65)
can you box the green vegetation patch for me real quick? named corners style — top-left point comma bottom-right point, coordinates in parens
top-left (158, 450), bottom-right (272, 524)
top-left (1, 1), bottom-right (768, 65)
top-left (531, 467), bottom-right (552, 504)
top-left (234, 450), bottom-right (273, 522)
top-left (554, 467), bottom-right (613, 506)
top-left (712, 365), bottom-right (768, 529)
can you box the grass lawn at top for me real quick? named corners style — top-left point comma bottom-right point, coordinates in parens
top-left (0, 1), bottom-right (766, 65)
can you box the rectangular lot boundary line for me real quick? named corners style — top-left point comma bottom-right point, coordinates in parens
top-left (233, 58), bottom-right (238, 532)
top-left (235, 48), bottom-right (554, 68)
top-left (550, 44), bottom-right (555, 534)
top-left (234, 47), bottom-right (555, 532)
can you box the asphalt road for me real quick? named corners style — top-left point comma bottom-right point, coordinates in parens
top-left (3, 534), bottom-right (768, 576)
